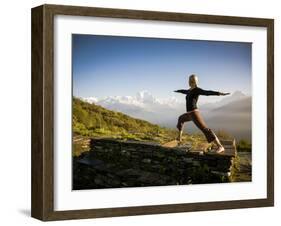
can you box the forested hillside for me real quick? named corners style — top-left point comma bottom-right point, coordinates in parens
top-left (73, 97), bottom-right (178, 143)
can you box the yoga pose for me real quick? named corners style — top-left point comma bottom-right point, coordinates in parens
top-left (175, 74), bottom-right (230, 153)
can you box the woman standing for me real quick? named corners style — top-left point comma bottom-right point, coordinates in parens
top-left (174, 74), bottom-right (230, 153)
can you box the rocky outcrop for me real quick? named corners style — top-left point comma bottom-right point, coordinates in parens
top-left (73, 138), bottom-right (237, 190)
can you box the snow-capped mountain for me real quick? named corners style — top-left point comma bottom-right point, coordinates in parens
top-left (83, 90), bottom-right (184, 113)
top-left (81, 90), bottom-right (251, 140)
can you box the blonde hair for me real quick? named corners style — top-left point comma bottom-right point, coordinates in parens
top-left (189, 74), bottom-right (198, 88)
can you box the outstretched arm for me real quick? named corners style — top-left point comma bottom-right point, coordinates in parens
top-left (198, 88), bottom-right (230, 96)
top-left (220, 92), bottom-right (231, 96)
top-left (174, 89), bottom-right (188, 94)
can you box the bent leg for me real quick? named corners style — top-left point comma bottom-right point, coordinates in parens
top-left (176, 113), bottom-right (192, 141)
top-left (177, 113), bottom-right (192, 131)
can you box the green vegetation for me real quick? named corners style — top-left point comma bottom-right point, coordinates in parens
top-left (232, 152), bottom-right (252, 181)
top-left (73, 97), bottom-right (177, 143)
top-left (237, 139), bottom-right (251, 152)
top-left (73, 97), bottom-right (211, 156)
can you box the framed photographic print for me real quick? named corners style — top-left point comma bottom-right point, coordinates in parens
top-left (31, 4), bottom-right (274, 221)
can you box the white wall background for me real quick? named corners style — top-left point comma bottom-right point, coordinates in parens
top-left (0, 0), bottom-right (279, 225)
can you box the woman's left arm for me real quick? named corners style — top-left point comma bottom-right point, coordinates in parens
top-left (198, 88), bottom-right (230, 96)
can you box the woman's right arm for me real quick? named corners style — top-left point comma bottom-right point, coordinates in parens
top-left (174, 89), bottom-right (188, 94)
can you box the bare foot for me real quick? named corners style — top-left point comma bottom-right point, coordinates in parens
top-left (215, 146), bottom-right (225, 153)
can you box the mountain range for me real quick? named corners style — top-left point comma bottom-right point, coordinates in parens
top-left (82, 90), bottom-right (251, 141)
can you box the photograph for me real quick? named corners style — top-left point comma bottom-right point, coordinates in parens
top-left (72, 34), bottom-right (252, 190)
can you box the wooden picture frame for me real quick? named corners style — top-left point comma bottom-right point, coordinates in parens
top-left (31, 4), bottom-right (274, 221)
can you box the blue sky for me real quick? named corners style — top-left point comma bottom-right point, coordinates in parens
top-left (72, 34), bottom-right (252, 99)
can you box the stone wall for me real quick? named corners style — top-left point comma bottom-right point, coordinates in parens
top-left (73, 138), bottom-right (237, 190)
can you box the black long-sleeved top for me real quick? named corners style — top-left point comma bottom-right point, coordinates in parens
top-left (175, 87), bottom-right (221, 112)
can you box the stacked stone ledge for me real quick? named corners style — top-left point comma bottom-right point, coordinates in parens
top-left (73, 138), bottom-right (237, 189)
